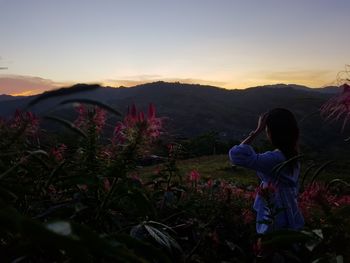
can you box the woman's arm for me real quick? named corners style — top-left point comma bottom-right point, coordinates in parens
top-left (240, 112), bottom-right (268, 145)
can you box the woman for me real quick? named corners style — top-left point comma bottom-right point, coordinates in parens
top-left (229, 108), bottom-right (304, 234)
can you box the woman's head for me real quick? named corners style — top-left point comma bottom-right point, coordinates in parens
top-left (265, 108), bottom-right (299, 160)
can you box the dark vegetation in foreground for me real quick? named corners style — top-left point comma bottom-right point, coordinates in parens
top-left (0, 84), bottom-right (349, 262)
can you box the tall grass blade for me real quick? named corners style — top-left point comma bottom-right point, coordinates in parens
top-left (310, 160), bottom-right (334, 185)
top-left (326, 178), bottom-right (350, 191)
top-left (59, 99), bottom-right (121, 116)
top-left (301, 163), bottom-right (317, 188)
top-left (45, 161), bottom-right (66, 187)
top-left (27, 84), bottom-right (101, 108)
top-left (0, 150), bottom-right (48, 180)
top-left (272, 154), bottom-right (304, 176)
top-left (44, 115), bottom-right (87, 138)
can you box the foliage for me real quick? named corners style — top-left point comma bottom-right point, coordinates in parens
top-left (0, 92), bottom-right (349, 262)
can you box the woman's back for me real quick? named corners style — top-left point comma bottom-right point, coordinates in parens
top-left (229, 144), bottom-right (304, 233)
top-left (228, 108), bottom-right (304, 234)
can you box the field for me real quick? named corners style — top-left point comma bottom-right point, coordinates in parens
top-left (140, 155), bottom-right (257, 185)
top-left (140, 154), bottom-right (350, 186)
top-left (0, 90), bottom-right (349, 262)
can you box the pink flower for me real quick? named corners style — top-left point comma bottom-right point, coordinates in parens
top-left (130, 104), bottom-right (137, 120)
top-left (298, 182), bottom-right (350, 223)
top-left (167, 144), bottom-right (174, 156)
top-left (253, 239), bottom-right (263, 256)
top-left (47, 184), bottom-right (57, 194)
top-left (74, 104), bottom-right (87, 128)
top-left (154, 166), bottom-right (161, 175)
top-left (188, 170), bottom-right (200, 182)
top-left (206, 179), bottom-right (213, 188)
top-left (130, 173), bottom-right (143, 185)
top-left (103, 178), bottom-right (111, 192)
top-left (10, 109), bottom-right (39, 136)
top-left (75, 105), bottom-right (106, 133)
top-left (242, 208), bottom-right (255, 225)
top-left (138, 111), bottom-right (145, 122)
top-left (50, 144), bottom-right (67, 162)
top-left (78, 184), bottom-right (88, 191)
top-left (321, 83), bottom-right (350, 131)
top-left (210, 230), bottom-right (220, 247)
top-left (113, 103), bottom-right (162, 144)
top-left (334, 195), bottom-right (350, 206)
top-left (256, 182), bottom-right (277, 201)
top-left (92, 107), bottom-right (107, 133)
top-left (148, 103), bottom-right (156, 119)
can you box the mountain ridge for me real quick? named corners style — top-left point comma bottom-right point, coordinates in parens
top-left (0, 81), bottom-right (346, 159)
top-left (0, 81), bottom-right (341, 100)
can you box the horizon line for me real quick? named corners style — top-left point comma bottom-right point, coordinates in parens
top-left (2, 80), bottom-right (338, 97)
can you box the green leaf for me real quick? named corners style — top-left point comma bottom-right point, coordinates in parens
top-left (261, 229), bottom-right (312, 247)
top-left (0, 185), bottom-right (18, 201)
top-left (144, 225), bottom-right (182, 252)
top-left (146, 221), bottom-right (176, 234)
top-left (111, 233), bottom-right (172, 263)
top-left (45, 161), bottom-right (66, 187)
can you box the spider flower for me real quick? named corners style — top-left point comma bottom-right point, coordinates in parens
top-left (321, 83), bottom-right (350, 131)
top-left (188, 170), bottom-right (200, 183)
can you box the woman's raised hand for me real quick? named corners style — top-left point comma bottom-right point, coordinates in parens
top-left (254, 112), bottom-right (268, 134)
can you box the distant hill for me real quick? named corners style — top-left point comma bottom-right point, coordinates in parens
top-left (314, 86), bottom-right (342, 94)
top-left (0, 94), bottom-right (25, 101)
top-left (0, 82), bottom-right (347, 158)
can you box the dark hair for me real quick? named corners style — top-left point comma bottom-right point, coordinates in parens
top-left (266, 108), bottom-right (299, 161)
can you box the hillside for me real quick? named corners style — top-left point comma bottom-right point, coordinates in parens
top-left (0, 82), bottom-right (347, 158)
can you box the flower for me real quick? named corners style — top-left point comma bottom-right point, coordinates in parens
top-left (50, 144), bottom-right (67, 162)
top-left (75, 104), bottom-right (106, 133)
top-left (92, 107), bottom-right (107, 133)
top-left (321, 83), bottom-right (350, 131)
top-left (103, 178), bottom-right (111, 192)
top-left (298, 182), bottom-right (350, 223)
top-left (256, 182), bottom-right (277, 201)
top-left (253, 238), bottom-right (263, 256)
top-left (242, 208), bottom-right (255, 225)
top-left (147, 104), bottom-right (162, 138)
top-left (206, 179), bottom-right (213, 188)
top-left (10, 109), bottom-right (39, 137)
top-left (113, 103), bottom-right (162, 144)
top-left (188, 170), bottom-right (200, 182)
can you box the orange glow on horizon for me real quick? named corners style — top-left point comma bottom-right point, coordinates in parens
top-left (10, 90), bottom-right (40, 96)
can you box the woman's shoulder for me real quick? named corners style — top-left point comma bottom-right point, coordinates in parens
top-left (229, 144), bottom-right (286, 173)
top-left (229, 144), bottom-right (284, 159)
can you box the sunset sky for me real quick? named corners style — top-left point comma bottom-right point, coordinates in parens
top-left (0, 0), bottom-right (349, 95)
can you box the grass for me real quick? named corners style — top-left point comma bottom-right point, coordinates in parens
top-left (139, 154), bottom-right (350, 186)
top-left (139, 154), bottom-right (259, 186)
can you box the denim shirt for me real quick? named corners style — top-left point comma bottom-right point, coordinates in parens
top-left (229, 144), bottom-right (304, 234)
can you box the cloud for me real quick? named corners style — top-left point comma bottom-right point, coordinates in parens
top-left (0, 74), bottom-right (227, 96)
top-left (0, 75), bottom-right (66, 95)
